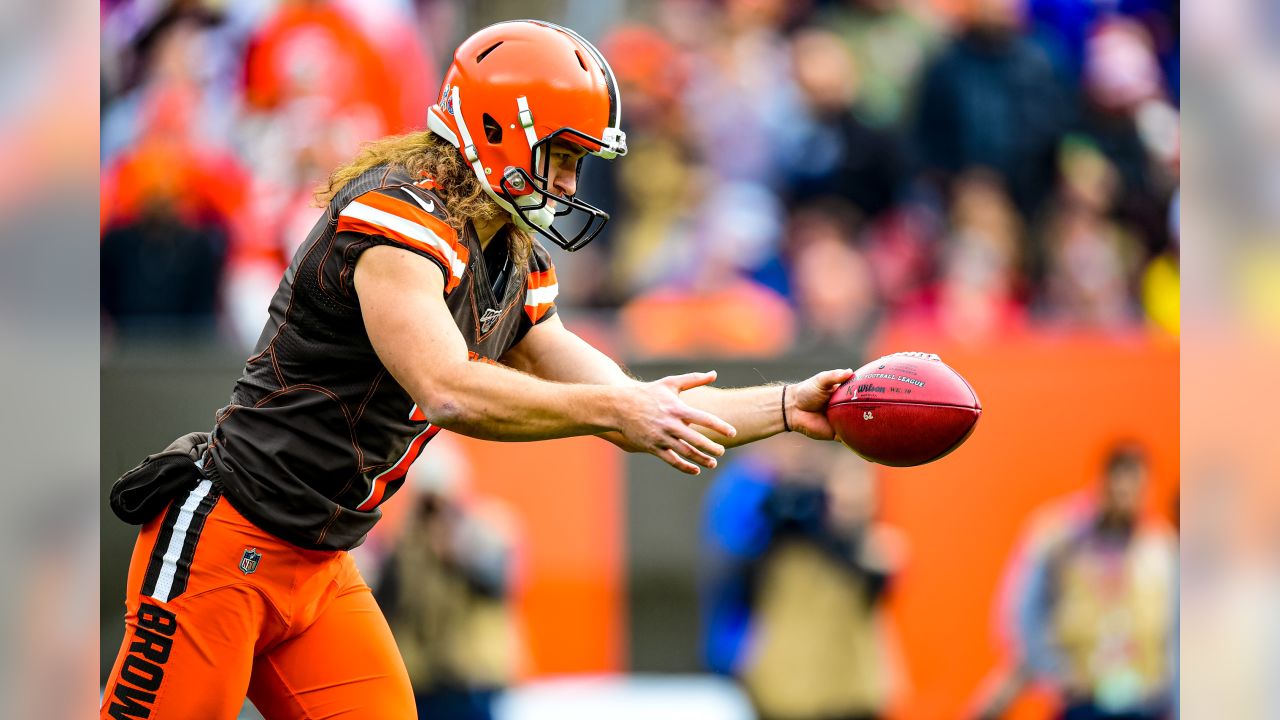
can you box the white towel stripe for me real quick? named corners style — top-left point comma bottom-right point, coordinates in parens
top-left (150, 479), bottom-right (214, 603)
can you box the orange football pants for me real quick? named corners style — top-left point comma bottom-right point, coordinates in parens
top-left (101, 478), bottom-right (415, 719)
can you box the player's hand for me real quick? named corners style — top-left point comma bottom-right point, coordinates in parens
top-left (620, 371), bottom-right (737, 475)
top-left (786, 368), bottom-right (855, 440)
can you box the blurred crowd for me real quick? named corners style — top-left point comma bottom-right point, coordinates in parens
top-left (700, 438), bottom-right (1177, 720)
top-left (99, 0), bottom-right (1180, 354)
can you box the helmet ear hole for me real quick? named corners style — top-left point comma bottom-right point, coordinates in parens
top-left (482, 113), bottom-right (503, 144)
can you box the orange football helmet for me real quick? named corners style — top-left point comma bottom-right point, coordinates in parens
top-left (426, 20), bottom-right (627, 251)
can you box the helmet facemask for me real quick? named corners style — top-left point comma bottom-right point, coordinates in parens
top-left (497, 127), bottom-right (620, 252)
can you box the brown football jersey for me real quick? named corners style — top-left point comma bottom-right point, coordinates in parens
top-left (208, 165), bottom-right (559, 550)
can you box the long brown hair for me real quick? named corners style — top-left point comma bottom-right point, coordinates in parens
top-left (315, 131), bottom-right (530, 262)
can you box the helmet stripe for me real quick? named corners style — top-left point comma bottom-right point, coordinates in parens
top-left (525, 20), bottom-right (621, 130)
top-left (560, 26), bottom-right (621, 130)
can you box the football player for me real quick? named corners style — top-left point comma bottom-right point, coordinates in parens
top-left (102, 20), bottom-right (854, 720)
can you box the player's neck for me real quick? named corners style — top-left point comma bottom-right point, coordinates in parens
top-left (473, 216), bottom-right (508, 251)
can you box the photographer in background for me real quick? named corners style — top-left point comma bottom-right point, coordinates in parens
top-left (375, 439), bottom-right (520, 720)
top-left (700, 436), bottom-right (906, 720)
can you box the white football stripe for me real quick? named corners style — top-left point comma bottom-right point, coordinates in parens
top-left (341, 201), bottom-right (466, 280)
top-left (525, 283), bottom-right (559, 307)
top-left (150, 479), bottom-right (214, 603)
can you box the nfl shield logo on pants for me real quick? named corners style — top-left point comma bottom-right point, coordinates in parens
top-left (239, 548), bottom-right (262, 575)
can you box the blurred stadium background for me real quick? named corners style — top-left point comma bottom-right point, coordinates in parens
top-left (98, 0), bottom-right (1184, 718)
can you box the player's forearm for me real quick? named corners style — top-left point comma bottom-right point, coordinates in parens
top-left (412, 360), bottom-right (623, 441)
top-left (681, 384), bottom-right (788, 448)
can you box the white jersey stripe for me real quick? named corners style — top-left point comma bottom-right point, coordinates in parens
top-left (149, 478), bottom-right (214, 603)
top-left (363, 424), bottom-right (433, 501)
top-left (525, 283), bottom-right (559, 307)
top-left (340, 201), bottom-right (467, 281)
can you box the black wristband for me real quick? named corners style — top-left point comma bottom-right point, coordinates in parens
top-left (781, 384), bottom-right (791, 432)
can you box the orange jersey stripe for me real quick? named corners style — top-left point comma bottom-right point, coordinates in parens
top-left (353, 190), bottom-right (470, 267)
top-left (357, 424), bottom-right (442, 511)
top-left (525, 265), bottom-right (559, 323)
top-left (357, 191), bottom-right (452, 239)
top-left (336, 190), bottom-right (470, 293)
top-left (525, 302), bottom-right (554, 324)
top-left (528, 266), bottom-right (557, 289)
top-left (334, 215), bottom-right (464, 293)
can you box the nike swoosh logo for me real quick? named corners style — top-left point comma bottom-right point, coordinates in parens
top-left (402, 187), bottom-right (435, 214)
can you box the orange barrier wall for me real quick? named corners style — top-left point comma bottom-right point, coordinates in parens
top-left (366, 329), bottom-right (1176, 704)
top-left (458, 435), bottom-right (625, 677)
top-left (873, 330), bottom-right (1179, 719)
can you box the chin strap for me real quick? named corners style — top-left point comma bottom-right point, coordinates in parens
top-left (511, 95), bottom-right (555, 230)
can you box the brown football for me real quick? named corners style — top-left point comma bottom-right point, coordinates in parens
top-left (827, 352), bottom-right (982, 467)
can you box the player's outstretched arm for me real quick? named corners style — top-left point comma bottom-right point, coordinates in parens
top-left (502, 315), bottom-right (854, 448)
top-left (355, 246), bottom-right (735, 474)
top-left (680, 368), bottom-right (854, 446)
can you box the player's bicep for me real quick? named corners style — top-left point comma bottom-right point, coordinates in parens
top-left (501, 314), bottom-right (633, 386)
top-left (354, 244), bottom-right (469, 402)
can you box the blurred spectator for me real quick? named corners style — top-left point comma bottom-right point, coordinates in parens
top-left (896, 170), bottom-right (1028, 340)
top-left (571, 25), bottom-right (699, 307)
top-left (100, 5), bottom-right (240, 164)
top-left (701, 437), bottom-right (905, 720)
top-left (376, 438), bottom-right (521, 720)
top-left (1139, 190), bottom-right (1178, 336)
top-left (780, 28), bottom-right (905, 223)
top-left (99, 9), bottom-right (252, 234)
top-left (817, 0), bottom-right (945, 128)
top-left (100, 82), bottom-right (246, 337)
top-left (100, 194), bottom-right (227, 336)
top-left (784, 202), bottom-right (882, 352)
top-left (1037, 140), bottom-right (1145, 329)
top-left (912, 0), bottom-right (1071, 218)
top-left (855, 206), bottom-right (940, 312)
top-left (242, 0), bottom-right (406, 138)
top-left (1026, 0), bottom-right (1178, 101)
top-left (595, 135), bottom-right (701, 302)
top-left (1074, 19), bottom-right (1179, 255)
top-left (972, 443), bottom-right (1177, 720)
top-left (678, 0), bottom-right (799, 187)
top-left (619, 181), bottom-right (795, 358)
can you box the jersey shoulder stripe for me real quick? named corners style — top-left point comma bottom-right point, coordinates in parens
top-left (525, 266), bottom-right (558, 323)
top-left (337, 189), bottom-right (470, 292)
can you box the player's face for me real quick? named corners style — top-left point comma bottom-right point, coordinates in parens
top-left (1103, 462), bottom-right (1147, 519)
top-left (540, 139), bottom-right (588, 208)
